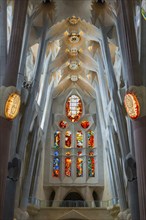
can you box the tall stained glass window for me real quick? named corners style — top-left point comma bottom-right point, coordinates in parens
top-left (88, 131), bottom-right (94, 148)
top-left (76, 158), bottom-right (83, 177)
top-left (53, 157), bottom-right (60, 177)
top-left (88, 151), bottom-right (95, 177)
top-left (66, 95), bottom-right (82, 122)
top-left (76, 131), bottom-right (83, 148)
top-left (52, 93), bottom-right (96, 179)
top-left (54, 131), bottom-right (60, 148)
top-left (65, 131), bottom-right (72, 148)
top-left (65, 158), bottom-right (72, 177)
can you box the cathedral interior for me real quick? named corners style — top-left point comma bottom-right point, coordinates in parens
top-left (0, 0), bottom-right (146, 220)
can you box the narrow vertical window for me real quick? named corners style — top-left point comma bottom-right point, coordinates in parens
top-left (65, 131), bottom-right (72, 148)
top-left (88, 151), bottom-right (95, 177)
top-left (87, 131), bottom-right (94, 148)
top-left (76, 158), bottom-right (83, 177)
top-left (65, 158), bottom-right (72, 177)
top-left (54, 131), bottom-right (60, 148)
top-left (76, 131), bottom-right (83, 148)
top-left (53, 157), bottom-right (60, 177)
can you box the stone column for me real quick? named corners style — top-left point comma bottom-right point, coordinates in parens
top-left (52, 188), bottom-right (62, 207)
top-left (125, 153), bottom-right (140, 220)
top-left (3, 0), bottom-right (29, 87)
top-left (108, 126), bottom-right (128, 211)
top-left (99, 25), bottom-right (130, 158)
top-left (106, 149), bottom-right (118, 204)
top-left (0, 1), bottom-right (28, 219)
top-left (84, 187), bottom-right (94, 207)
top-left (16, 22), bottom-right (48, 159)
top-left (20, 123), bottom-right (40, 210)
top-left (10, 10), bottom-right (43, 159)
top-left (31, 150), bottom-right (42, 202)
top-left (0, 0), bottom-right (7, 85)
top-left (118, 1), bottom-right (146, 219)
top-left (3, 156), bottom-right (21, 220)
top-left (140, 14), bottom-right (146, 86)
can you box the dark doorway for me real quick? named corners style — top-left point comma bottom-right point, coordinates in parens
top-left (61, 192), bottom-right (87, 207)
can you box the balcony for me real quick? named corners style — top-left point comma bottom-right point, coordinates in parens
top-left (28, 197), bottom-right (119, 208)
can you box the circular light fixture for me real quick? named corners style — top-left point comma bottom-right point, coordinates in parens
top-left (68, 16), bottom-right (80, 25)
top-left (69, 60), bottom-right (79, 70)
top-left (124, 92), bottom-right (140, 119)
top-left (5, 93), bottom-right (21, 120)
top-left (68, 33), bottom-right (80, 44)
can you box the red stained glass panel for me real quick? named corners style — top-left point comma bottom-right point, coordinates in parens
top-left (81, 121), bottom-right (90, 129)
top-left (88, 131), bottom-right (94, 148)
top-left (59, 120), bottom-right (68, 129)
top-left (65, 131), bottom-right (72, 148)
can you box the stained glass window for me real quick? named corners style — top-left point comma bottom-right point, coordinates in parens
top-left (76, 158), bottom-right (83, 177)
top-left (66, 151), bottom-right (71, 156)
top-left (54, 151), bottom-right (59, 156)
top-left (89, 151), bottom-right (94, 156)
top-left (53, 157), bottom-right (60, 177)
top-left (88, 131), bottom-right (94, 148)
top-left (81, 120), bottom-right (90, 129)
top-left (77, 151), bottom-right (82, 156)
top-left (76, 131), bottom-right (83, 148)
top-left (65, 158), bottom-right (72, 177)
top-left (66, 95), bottom-right (82, 122)
top-left (88, 157), bottom-right (95, 177)
top-left (65, 131), bottom-right (72, 148)
top-left (59, 120), bottom-right (68, 129)
top-left (54, 131), bottom-right (60, 148)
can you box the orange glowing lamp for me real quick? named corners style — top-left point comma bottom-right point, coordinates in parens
top-left (5, 93), bottom-right (21, 120)
top-left (124, 92), bottom-right (140, 120)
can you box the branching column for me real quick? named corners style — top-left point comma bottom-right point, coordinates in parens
top-left (20, 121), bottom-right (40, 209)
top-left (99, 26), bottom-right (130, 158)
top-left (108, 125), bottom-right (127, 211)
top-left (118, 1), bottom-right (146, 219)
top-left (16, 23), bottom-right (48, 159)
top-left (0, 1), bottom-right (28, 219)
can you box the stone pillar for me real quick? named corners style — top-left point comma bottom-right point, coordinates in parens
top-left (3, 156), bottom-right (21, 220)
top-left (10, 11), bottom-right (42, 159)
top-left (0, 1), bottom-right (28, 219)
top-left (20, 124), bottom-right (40, 210)
top-left (99, 25), bottom-right (130, 158)
top-left (108, 125), bottom-right (128, 211)
top-left (84, 187), bottom-right (94, 207)
top-left (118, 1), bottom-right (146, 219)
top-left (17, 16), bottom-right (33, 91)
top-left (52, 188), bottom-right (62, 207)
top-left (106, 150), bottom-right (118, 203)
top-left (16, 22), bottom-right (48, 158)
top-left (0, 0), bottom-right (7, 85)
top-left (3, 0), bottom-right (29, 87)
top-left (125, 153), bottom-right (140, 220)
top-left (140, 14), bottom-right (146, 86)
top-left (31, 150), bottom-right (42, 201)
